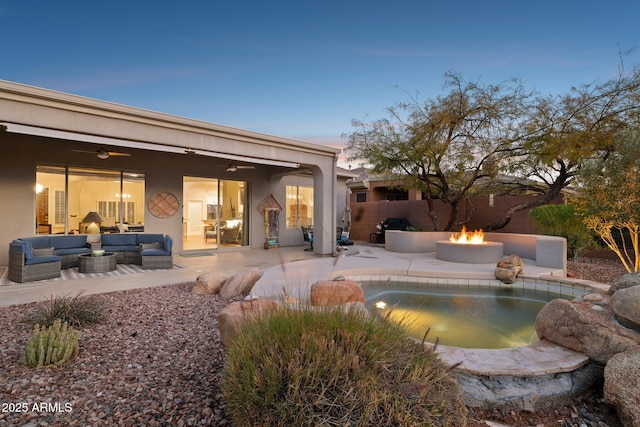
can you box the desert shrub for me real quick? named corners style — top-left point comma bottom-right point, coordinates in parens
top-left (529, 204), bottom-right (596, 260)
top-left (221, 305), bottom-right (467, 427)
top-left (24, 319), bottom-right (80, 368)
top-left (23, 290), bottom-right (104, 328)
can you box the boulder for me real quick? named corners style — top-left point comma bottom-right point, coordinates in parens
top-left (580, 291), bottom-right (611, 307)
top-left (604, 347), bottom-right (640, 427)
top-left (495, 267), bottom-right (518, 284)
top-left (217, 299), bottom-right (281, 347)
top-left (310, 279), bottom-right (365, 306)
top-left (612, 286), bottom-right (640, 333)
top-left (192, 271), bottom-right (228, 295)
top-left (495, 254), bottom-right (524, 284)
top-left (609, 273), bottom-right (640, 294)
top-left (535, 298), bottom-right (640, 364)
top-left (219, 267), bottom-right (261, 299)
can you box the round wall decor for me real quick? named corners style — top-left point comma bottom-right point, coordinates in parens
top-left (148, 191), bottom-right (180, 218)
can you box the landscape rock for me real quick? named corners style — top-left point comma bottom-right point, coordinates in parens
top-left (309, 279), bottom-right (365, 306)
top-left (219, 267), bottom-right (261, 299)
top-left (609, 273), bottom-right (640, 294)
top-left (611, 285), bottom-right (640, 333)
top-left (341, 301), bottom-right (369, 317)
top-left (580, 292), bottom-right (610, 307)
top-left (192, 272), bottom-right (228, 295)
top-left (535, 298), bottom-right (640, 364)
top-left (217, 299), bottom-right (281, 347)
top-left (495, 267), bottom-right (518, 284)
top-left (604, 347), bottom-right (640, 427)
top-left (495, 254), bottom-right (524, 284)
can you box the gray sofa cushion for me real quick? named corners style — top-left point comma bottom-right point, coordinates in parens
top-left (102, 245), bottom-right (140, 252)
top-left (140, 247), bottom-right (170, 256)
top-left (164, 235), bottom-right (173, 253)
top-left (101, 233), bottom-right (137, 247)
top-left (11, 240), bottom-right (35, 260)
top-left (25, 255), bottom-right (62, 265)
top-left (54, 247), bottom-right (91, 256)
top-left (22, 236), bottom-right (51, 249)
top-left (137, 233), bottom-right (164, 244)
top-left (50, 235), bottom-right (88, 249)
top-left (10, 241), bottom-right (30, 259)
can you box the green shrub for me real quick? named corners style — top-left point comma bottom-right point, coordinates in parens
top-left (24, 319), bottom-right (80, 368)
top-left (529, 204), bottom-right (596, 260)
top-left (221, 306), bottom-right (467, 427)
top-left (23, 290), bottom-right (104, 328)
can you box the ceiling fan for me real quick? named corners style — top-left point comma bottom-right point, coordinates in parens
top-left (71, 147), bottom-right (131, 159)
top-left (226, 163), bottom-right (255, 172)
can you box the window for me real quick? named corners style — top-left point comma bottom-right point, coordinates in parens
top-left (54, 190), bottom-right (66, 224)
top-left (386, 193), bottom-right (408, 201)
top-left (286, 185), bottom-right (313, 229)
top-left (36, 166), bottom-right (145, 234)
top-left (356, 192), bottom-right (367, 203)
top-left (97, 201), bottom-right (136, 223)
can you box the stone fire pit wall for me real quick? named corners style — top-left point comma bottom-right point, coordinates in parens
top-left (384, 230), bottom-right (566, 274)
top-left (435, 240), bottom-right (504, 264)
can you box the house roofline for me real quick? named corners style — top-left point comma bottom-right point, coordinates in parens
top-left (0, 79), bottom-right (341, 158)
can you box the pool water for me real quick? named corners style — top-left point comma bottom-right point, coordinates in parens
top-left (362, 282), bottom-right (571, 349)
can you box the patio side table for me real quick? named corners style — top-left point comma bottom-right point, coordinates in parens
top-left (78, 253), bottom-right (117, 273)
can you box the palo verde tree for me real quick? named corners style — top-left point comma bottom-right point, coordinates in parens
top-left (346, 71), bottom-right (531, 231)
top-left (572, 129), bottom-right (640, 273)
top-left (484, 63), bottom-right (640, 230)
top-left (347, 64), bottom-right (640, 232)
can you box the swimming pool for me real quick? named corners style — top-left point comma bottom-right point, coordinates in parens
top-left (359, 277), bottom-right (578, 349)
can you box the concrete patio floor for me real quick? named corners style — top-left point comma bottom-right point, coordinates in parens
top-left (0, 245), bottom-right (319, 307)
top-left (0, 243), bottom-right (567, 307)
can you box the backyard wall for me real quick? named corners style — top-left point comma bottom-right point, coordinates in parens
top-left (348, 194), bottom-right (564, 241)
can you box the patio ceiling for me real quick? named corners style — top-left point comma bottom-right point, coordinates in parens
top-left (0, 122), bottom-right (300, 169)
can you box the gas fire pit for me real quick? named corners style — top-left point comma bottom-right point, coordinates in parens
top-left (435, 227), bottom-right (504, 264)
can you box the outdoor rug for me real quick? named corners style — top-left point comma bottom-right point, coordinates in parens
top-left (0, 263), bottom-right (184, 286)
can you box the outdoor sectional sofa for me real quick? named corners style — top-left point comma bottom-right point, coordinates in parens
top-left (8, 233), bottom-right (173, 283)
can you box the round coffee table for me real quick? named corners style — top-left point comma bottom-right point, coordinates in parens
top-left (78, 253), bottom-right (117, 273)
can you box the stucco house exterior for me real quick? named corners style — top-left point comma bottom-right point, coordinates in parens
top-left (0, 80), bottom-right (348, 266)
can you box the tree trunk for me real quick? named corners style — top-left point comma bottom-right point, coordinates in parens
top-left (482, 176), bottom-right (566, 231)
top-left (443, 199), bottom-right (460, 231)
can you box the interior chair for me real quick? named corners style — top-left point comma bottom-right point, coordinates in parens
top-left (36, 224), bottom-right (51, 234)
top-left (204, 224), bottom-right (217, 243)
top-left (221, 224), bottom-right (240, 244)
top-left (301, 226), bottom-right (313, 251)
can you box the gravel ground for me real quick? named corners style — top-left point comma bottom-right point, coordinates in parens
top-left (0, 258), bottom-right (629, 427)
top-left (0, 283), bottom-right (232, 426)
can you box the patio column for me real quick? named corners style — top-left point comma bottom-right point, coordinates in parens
top-left (309, 155), bottom-right (338, 255)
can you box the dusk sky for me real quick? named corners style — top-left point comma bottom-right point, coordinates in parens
top-left (1, 1), bottom-right (639, 166)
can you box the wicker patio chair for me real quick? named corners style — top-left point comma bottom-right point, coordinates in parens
top-left (139, 236), bottom-right (173, 269)
top-left (8, 243), bottom-right (61, 283)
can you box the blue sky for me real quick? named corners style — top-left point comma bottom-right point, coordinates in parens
top-left (1, 1), bottom-right (639, 166)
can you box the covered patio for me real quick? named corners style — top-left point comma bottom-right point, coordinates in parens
top-left (0, 80), bottom-right (343, 267)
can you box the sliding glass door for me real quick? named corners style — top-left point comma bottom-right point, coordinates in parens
top-left (183, 177), bottom-right (247, 251)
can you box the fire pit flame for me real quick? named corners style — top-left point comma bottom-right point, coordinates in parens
top-left (450, 226), bottom-right (485, 245)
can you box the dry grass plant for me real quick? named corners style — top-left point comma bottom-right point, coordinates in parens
top-left (221, 304), bottom-right (467, 427)
top-left (22, 290), bottom-right (104, 328)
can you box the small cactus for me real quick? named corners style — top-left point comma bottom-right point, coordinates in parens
top-left (24, 319), bottom-right (80, 368)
